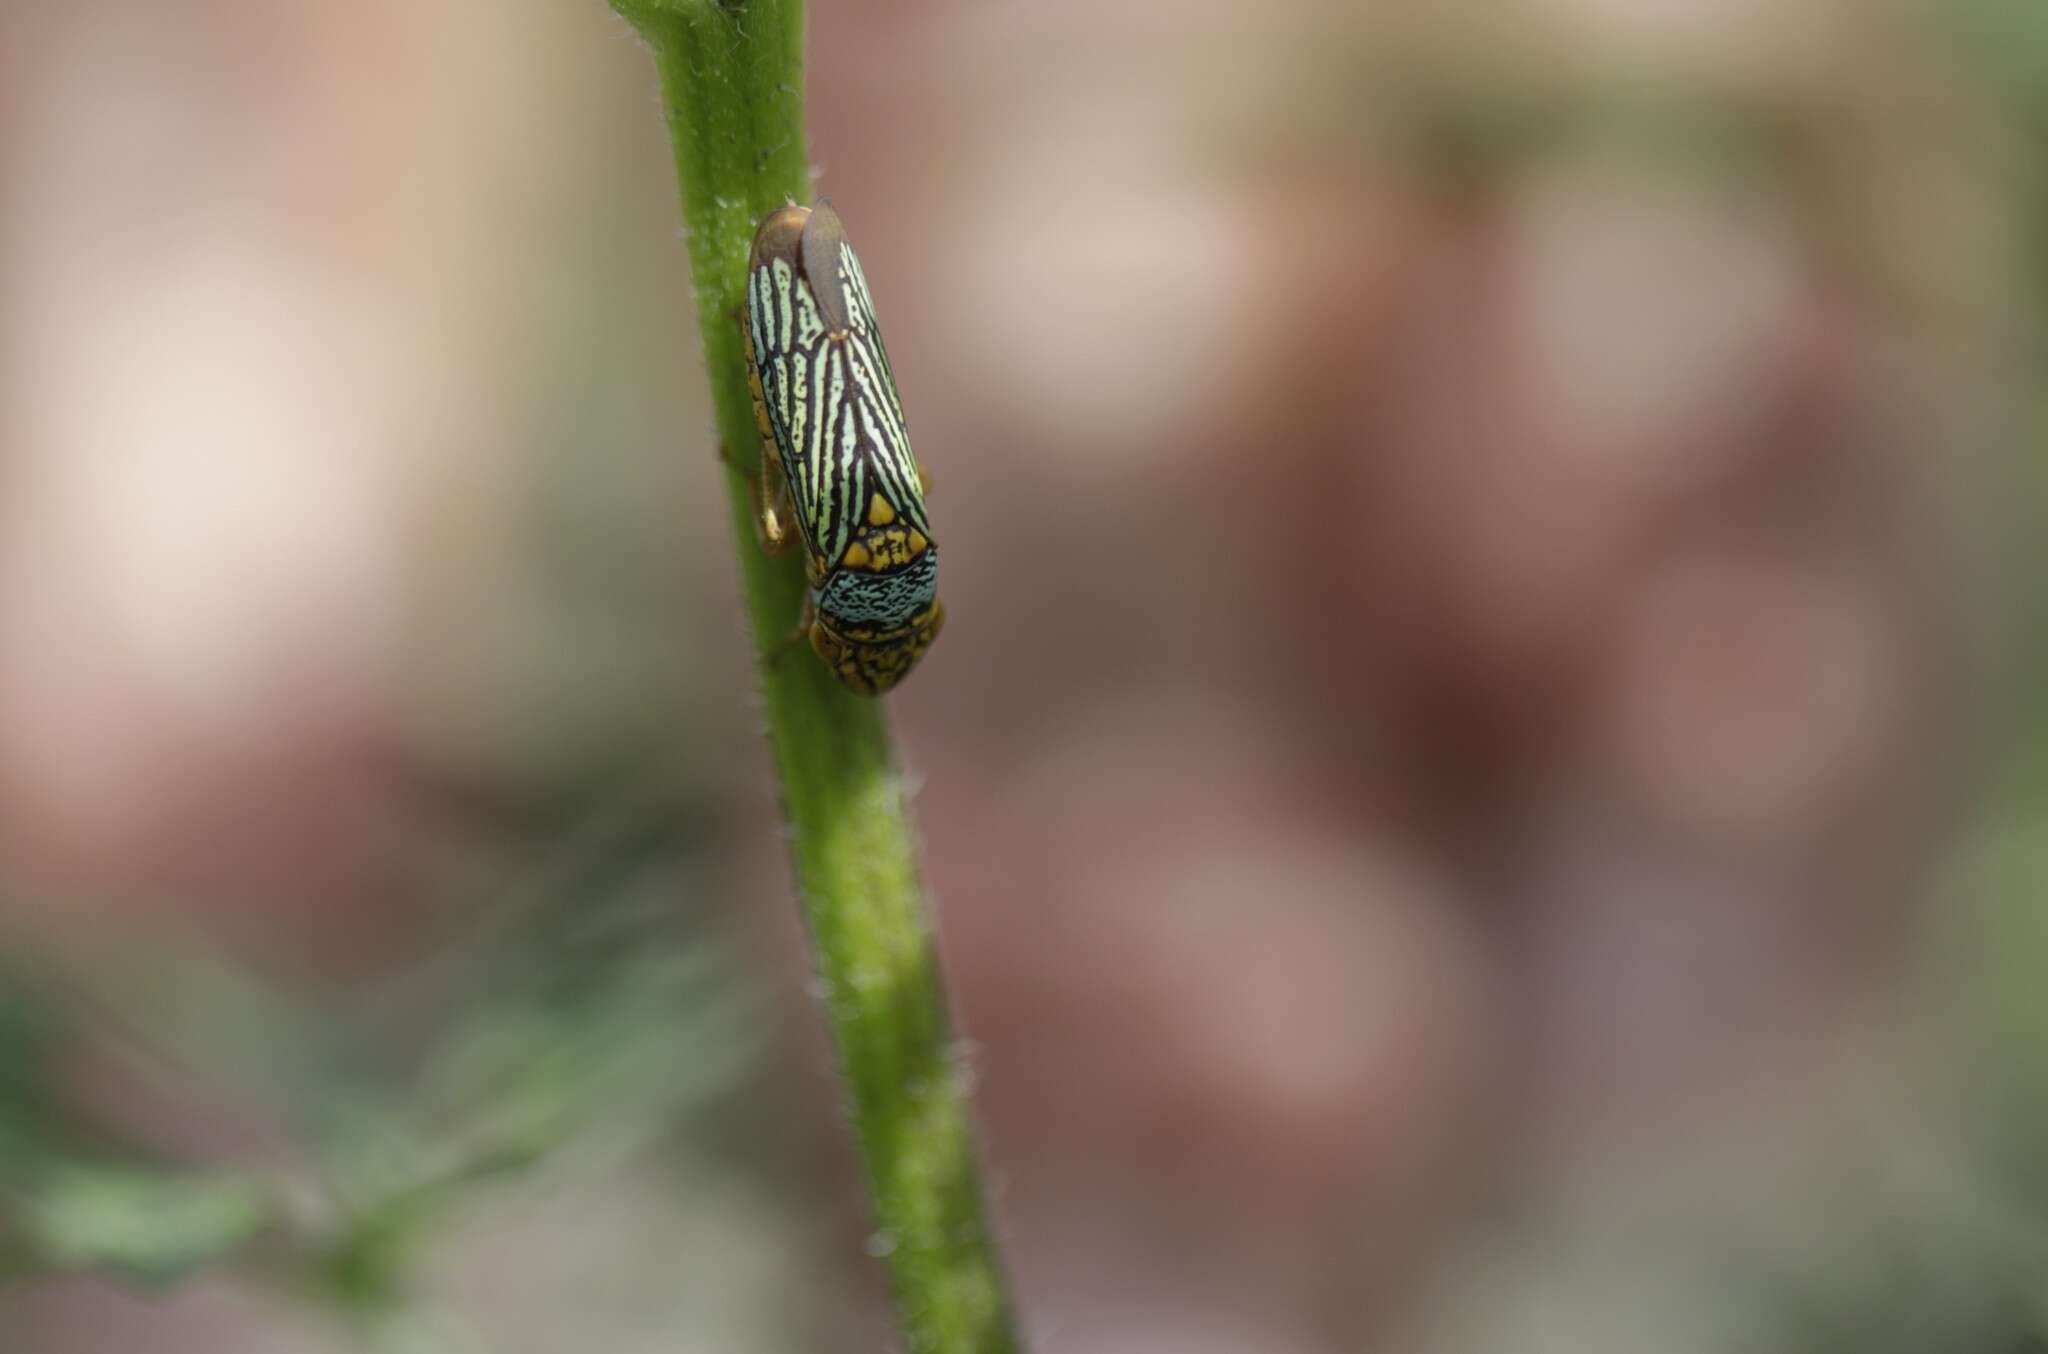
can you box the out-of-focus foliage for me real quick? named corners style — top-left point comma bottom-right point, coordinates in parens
top-left (12, 1167), bottom-right (270, 1288)
top-left (0, 821), bottom-right (767, 1342)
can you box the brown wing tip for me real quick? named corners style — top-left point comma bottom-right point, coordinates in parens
top-left (800, 199), bottom-right (854, 333)
top-left (750, 203), bottom-right (811, 268)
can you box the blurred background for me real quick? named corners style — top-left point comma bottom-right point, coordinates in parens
top-left (2, 0), bottom-right (2046, 1350)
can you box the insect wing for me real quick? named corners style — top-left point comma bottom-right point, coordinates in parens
top-left (746, 214), bottom-right (831, 566)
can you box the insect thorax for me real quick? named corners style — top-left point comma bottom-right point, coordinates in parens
top-left (816, 545), bottom-right (939, 635)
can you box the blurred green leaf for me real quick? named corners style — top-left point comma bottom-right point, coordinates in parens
top-left (13, 1164), bottom-right (271, 1287)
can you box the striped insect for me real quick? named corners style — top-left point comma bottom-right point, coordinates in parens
top-left (740, 200), bottom-right (942, 695)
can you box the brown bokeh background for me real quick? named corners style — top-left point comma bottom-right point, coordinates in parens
top-left (3, 0), bottom-right (2046, 1351)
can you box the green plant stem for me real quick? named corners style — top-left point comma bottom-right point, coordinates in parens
top-left (607, 3), bottom-right (1023, 1350)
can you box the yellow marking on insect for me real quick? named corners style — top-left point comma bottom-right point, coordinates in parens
top-left (868, 494), bottom-right (896, 527)
top-left (845, 527), bottom-right (923, 570)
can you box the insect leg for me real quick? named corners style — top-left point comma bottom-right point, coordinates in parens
top-left (738, 308), bottom-right (798, 556)
top-left (756, 443), bottom-right (797, 556)
top-left (718, 441), bottom-right (798, 557)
